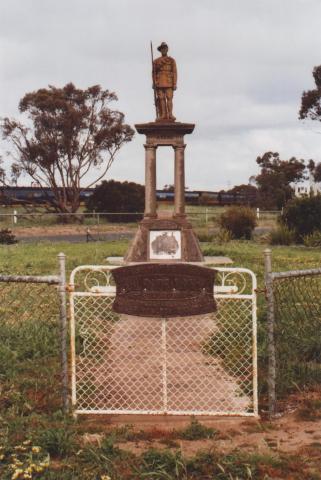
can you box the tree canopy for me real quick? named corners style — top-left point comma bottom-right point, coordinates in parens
top-left (1, 83), bottom-right (134, 215)
top-left (299, 65), bottom-right (321, 123)
top-left (254, 152), bottom-right (306, 209)
top-left (85, 179), bottom-right (144, 222)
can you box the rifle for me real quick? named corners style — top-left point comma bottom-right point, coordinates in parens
top-left (150, 41), bottom-right (159, 119)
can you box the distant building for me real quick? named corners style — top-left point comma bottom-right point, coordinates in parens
top-left (294, 179), bottom-right (321, 197)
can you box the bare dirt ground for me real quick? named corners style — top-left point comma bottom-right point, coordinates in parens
top-left (80, 397), bottom-right (321, 459)
top-left (77, 313), bottom-right (321, 460)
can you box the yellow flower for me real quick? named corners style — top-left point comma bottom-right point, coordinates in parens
top-left (31, 446), bottom-right (41, 453)
top-left (101, 475), bottom-right (111, 480)
top-left (14, 446), bottom-right (26, 452)
top-left (22, 440), bottom-right (31, 446)
top-left (0, 454), bottom-right (4, 461)
top-left (11, 468), bottom-right (23, 480)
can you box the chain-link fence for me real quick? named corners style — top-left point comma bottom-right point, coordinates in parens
top-left (69, 266), bottom-right (258, 417)
top-left (0, 255), bottom-right (68, 411)
top-left (264, 250), bottom-right (321, 416)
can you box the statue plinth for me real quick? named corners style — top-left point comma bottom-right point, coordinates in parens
top-left (135, 121), bottom-right (195, 137)
top-left (124, 120), bottom-right (203, 263)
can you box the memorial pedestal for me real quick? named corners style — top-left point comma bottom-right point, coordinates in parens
top-left (124, 216), bottom-right (203, 263)
top-left (124, 120), bottom-right (203, 263)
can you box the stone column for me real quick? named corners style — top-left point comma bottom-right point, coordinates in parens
top-left (144, 145), bottom-right (157, 217)
top-left (174, 145), bottom-right (186, 217)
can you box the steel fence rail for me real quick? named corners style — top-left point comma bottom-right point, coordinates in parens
top-left (0, 274), bottom-right (60, 284)
top-left (271, 267), bottom-right (321, 279)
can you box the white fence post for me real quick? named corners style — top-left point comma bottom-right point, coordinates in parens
top-left (13, 209), bottom-right (18, 225)
top-left (256, 207), bottom-right (260, 220)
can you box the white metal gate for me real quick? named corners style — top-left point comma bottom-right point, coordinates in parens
top-left (69, 266), bottom-right (258, 416)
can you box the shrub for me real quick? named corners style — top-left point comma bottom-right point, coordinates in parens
top-left (0, 228), bottom-right (17, 244)
top-left (269, 225), bottom-right (295, 245)
top-left (85, 179), bottom-right (144, 223)
top-left (281, 195), bottom-right (321, 240)
top-left (219, 206), bottom-right (256, 239)
top-left (303, 230), bottom-right (321, 247)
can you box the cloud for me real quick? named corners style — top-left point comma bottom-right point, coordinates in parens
top-left (1, 0), bottom-right (321, 189)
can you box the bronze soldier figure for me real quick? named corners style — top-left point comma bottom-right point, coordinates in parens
top-left (152, 42), bottom-right (177, 121)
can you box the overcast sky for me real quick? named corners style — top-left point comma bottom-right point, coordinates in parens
top-left (1, 0), bottom-right (321, 190)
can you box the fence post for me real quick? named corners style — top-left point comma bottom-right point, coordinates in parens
top-left (256, 207), bottom-right (260, 219)
top-left (58, 253), bottom-right (69, 413)
top-left (13, 209), bottom-right (18, 225)
top-left (205, 207), bottom-right (208, 225)
top-left (264, 248), bottom-right (276, 417)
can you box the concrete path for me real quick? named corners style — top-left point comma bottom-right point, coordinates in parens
top-left (77, 314), bottom-right (251, 414)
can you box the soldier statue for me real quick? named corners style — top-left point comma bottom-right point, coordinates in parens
top-left (152, 42), bottom-right (177, 121)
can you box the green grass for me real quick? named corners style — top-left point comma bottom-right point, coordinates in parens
top-left (1, 239), bottom-right (321, 478)
top-left (1, 238), bottom-right (320, 277)
top-left (0, 240), bottom-right (129, 275)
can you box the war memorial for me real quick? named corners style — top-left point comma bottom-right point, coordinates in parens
top-left (69, 43), bottom-right (257, 417)
top-left (125, 41), bottom-right (202, 263)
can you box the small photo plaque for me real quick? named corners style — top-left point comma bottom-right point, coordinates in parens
top-left (149, 230), bottom-right (181, 260)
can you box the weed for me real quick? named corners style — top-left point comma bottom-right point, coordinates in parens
top-left (269, 225), bottom-right (295, 245)
top-left (36, 427), bottom-right (77, 457)
top-left (215, 227), bottom-right (233, 244)
top-left (197, 232), bottom-right (215, 242)
top-left (79, 436), bottom-right (131, 478)
top-left (297, 399), bottom-right (321, 421)
top-left (187, 450), bottom-right (257, 479)
top-left (0, 344), bottom-right (17, 379)
top-left (138, 448), bottom-right (187, 479)
top-left (303, 230), bottom-right (321, 247)
top-left (176, 418), bottom-right (217, 440)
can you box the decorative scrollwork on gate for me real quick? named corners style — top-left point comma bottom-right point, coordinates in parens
top-left (215, 269), bottom-right (249, 295)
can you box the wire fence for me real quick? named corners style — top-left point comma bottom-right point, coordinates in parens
top-left (0, 208), bottom-right (281, 231)
top-left (0, 254), bottom-right (68, 412)
top-left (265, 250), bottom-right (321, 416)
top-left (1, 249), bottom-right (321, 418)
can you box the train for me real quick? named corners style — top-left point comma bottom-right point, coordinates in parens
top-left (0, 186), bottom-right (93, 205)
top-left (0, 186), bottom-right (257, 206)
top-left (157, 190), bottom-right (257, 206)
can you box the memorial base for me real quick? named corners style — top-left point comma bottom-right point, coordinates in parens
top-left (124, 216), bottom-right (203, 263)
